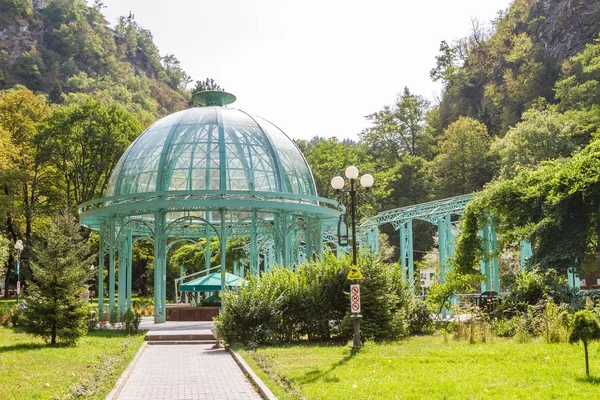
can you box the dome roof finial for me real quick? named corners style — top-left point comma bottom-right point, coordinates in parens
top-left (191, 90), bottom-right (236, 106)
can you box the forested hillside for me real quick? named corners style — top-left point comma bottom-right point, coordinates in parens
top-left (0, 0), bottom-right (218, 125)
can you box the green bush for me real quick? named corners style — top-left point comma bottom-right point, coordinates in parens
top-left (122, 309), bottom-right (141, 334)
top-left (215, 253), bottom-right (414, 346)
top-left (215, 270), bottom-right (289, 346)
top-left (407, 299), bottom-right (434, 335)
top-left (501, 269), bottom-right (576, 314)
top-left (352, 254), bottom-right (411, 341)
top-left (492, 318), bottom-right (517, 337)
top-left (216, 253), bottom-right (349, 345)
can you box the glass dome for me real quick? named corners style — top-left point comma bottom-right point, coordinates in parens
top-left (105, 106), bottom-right (316, 197)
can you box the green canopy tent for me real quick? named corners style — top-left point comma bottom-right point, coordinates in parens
top-left (180, 272), bottom-right (245, 292)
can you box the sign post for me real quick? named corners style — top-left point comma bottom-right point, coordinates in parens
top-left (348, 267), bottom-right (363, 350)
top-left (350, 284), bottom-right (361, 313)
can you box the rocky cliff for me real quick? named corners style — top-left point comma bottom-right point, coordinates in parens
top-left (0, 18), bottom-right (42, 65)
top-left (530, 0), bottom-right (600, 61)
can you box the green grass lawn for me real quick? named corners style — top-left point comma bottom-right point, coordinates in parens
top-left (0, 326), bottom-right (145, 399)
top-left (0, 298), bottom-right (16, 310)
top-left (238, 334), bottom-right (600, 400)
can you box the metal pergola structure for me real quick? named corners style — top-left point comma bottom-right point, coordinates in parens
top-left (360, 194), bottom-right (536, 294)
top-left (79, 91), bottom-right (341, 323)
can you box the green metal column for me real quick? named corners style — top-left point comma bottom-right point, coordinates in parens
top-left (407, 219), bottom-right (414, 294)
top-left (519, 240), bottom-right (532, 271)
top-left (479, 225), bottom-right (492, 291)
top-left (274, 214), bottom-right (283, 266)
top-left (437, 217), bottom-right (448, 284)
top-left (479, 217), bottom-right (499, 292)
top-left (118, 229), bottom-right (127, 313)
top-left (205, 236), bottom-right (211, 273)
top-left (126, 231), bottom-right (132, 310)
top-left (489, 219), bottom-right (499, 293)
top-left (250, 218), bottom-right (258, 275)
top-left (398, 220), bottom-right (415, 294)
top-left (97, 224), bottom-right (105, 319)
top-left (446, 216), bottom-right (455, 257)
top-left (317, 219), bottom-right (324, 259)
top-left (282, 213), bottom-right (289, 267)
top-left (373, 225), bottom-right (379, 254)
top-left (568, 267), bottom-right (580, 290)
top-left (220, 209), bottom-right (227, 310)
top-left (153, 210), bottom-right (167, 323)
top-left (399, 222), bottom-right (407, 280)
top-left (108, 218), bottom-right (116, 316)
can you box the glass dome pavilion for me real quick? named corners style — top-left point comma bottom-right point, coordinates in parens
top-left (79, 91), bottom-right (341, 323)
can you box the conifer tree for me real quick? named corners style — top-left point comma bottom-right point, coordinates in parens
top-left (21, 210), bottom-right (93, 345)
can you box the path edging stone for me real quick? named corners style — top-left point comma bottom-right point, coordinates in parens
top-left (105, 342), bottom-right (148, 400)
top-left (226, 346), bottom-right (278, 400)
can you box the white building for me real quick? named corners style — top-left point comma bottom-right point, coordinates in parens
top-left (419, 267), bottom-right (436, 296)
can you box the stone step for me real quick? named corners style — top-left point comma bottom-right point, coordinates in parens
top-left (144, 332), bottom-right (215, 341)
top-left (146, 340), bottom-right (217, 345)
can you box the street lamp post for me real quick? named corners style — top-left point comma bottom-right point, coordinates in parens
top-left (331, 166), bottom-right (374, 350)
top-left (14, 240), bottom-right (24, 303)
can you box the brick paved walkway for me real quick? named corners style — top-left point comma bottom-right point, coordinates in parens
top-left (115, 344), bottom-right (262, 400)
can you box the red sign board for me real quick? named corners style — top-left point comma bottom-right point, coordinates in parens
top-left (350, 284), bottom-right (360, 313)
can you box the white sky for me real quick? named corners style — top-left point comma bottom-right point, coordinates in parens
top-left (99, 0), bottom-right (512, 141)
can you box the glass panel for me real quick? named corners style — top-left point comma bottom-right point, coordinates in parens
top-left (115, 126), bottom-right (170, 194)
top-left (255, 116), bottom-right (316, 196)
top-left (221, 109), bottom-right (279, 192)
top-left (163, 112), bottom-right (219, 191)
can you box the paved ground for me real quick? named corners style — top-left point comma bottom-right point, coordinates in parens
top-left (115, 344), bottom-right (262, 400)
top-left (113, 320), bottom-right (262, 400)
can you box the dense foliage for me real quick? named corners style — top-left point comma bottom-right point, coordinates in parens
top-left (214, 254), bottom-right (423, 346)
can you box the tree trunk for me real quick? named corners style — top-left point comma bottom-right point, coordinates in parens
top-left (4, 253), bottom-right (13, 298)
top-left (584, 340), bottom-right (589, 378)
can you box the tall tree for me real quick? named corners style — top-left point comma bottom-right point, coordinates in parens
top-left (0, 87), bottom-right (52, 293)
top-left (493, 105), bottom-right (585, 179)
top-left (36, 97), bottom-right (141, 208)
top-left (361, 87), bottom-right (432, 162)
top-left (430, 116), bottom-right (494, 198)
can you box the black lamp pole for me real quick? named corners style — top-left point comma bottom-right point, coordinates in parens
top-left (331, 167), bottom-right (374, 351)
top-left (349, 177), bottom-right (358, 266)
